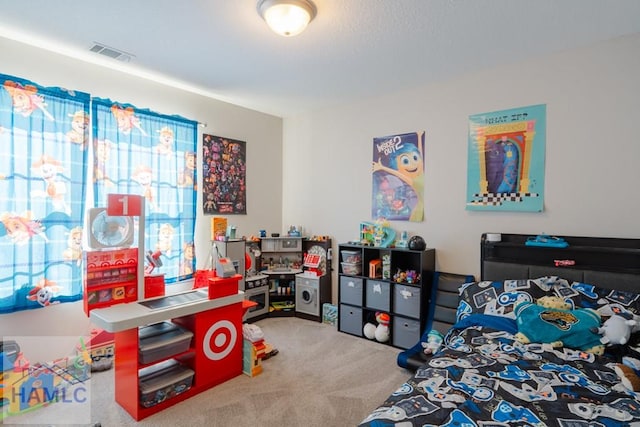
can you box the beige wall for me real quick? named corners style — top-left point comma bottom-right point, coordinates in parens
top-left (2, 32), bottom-right (639, 357)
top-left (0, 37), bottom-right (283, 341)
top-left (282, 33), bottom-right (640, 297)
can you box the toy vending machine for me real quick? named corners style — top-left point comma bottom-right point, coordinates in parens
top-left (295, 238), bottom-right (332, 321)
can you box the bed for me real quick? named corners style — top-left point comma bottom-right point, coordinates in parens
top-left (359, 233), bottom-right (640, 426)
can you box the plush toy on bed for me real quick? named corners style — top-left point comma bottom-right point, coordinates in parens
top-left (596, 313), bottom-right (638, 346)
top-left (421, 329), bottom-right (444, 355)
top-left (613, 356), bottom-right (640, 392)
top-left (514, 295), bottom-right (605, 355)
top-left (614, 363), bottom-right (640, 392)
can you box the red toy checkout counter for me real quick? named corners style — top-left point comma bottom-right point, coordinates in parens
top-left (90, 275), bottom-right (252, 421)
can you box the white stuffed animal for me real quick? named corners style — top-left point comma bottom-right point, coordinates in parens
top-left (374, 312), bottom-right (390, 342)
top-left (597, 314), bottom-right (638, 346)
top-left (362, 312), bottom-right (390, 343)
top-left (363, 322), bottom-right (377, 340)
top-left (598, 304), bottom-right (640, 334)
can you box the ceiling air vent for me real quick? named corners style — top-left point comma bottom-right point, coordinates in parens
top-left (89, 42), bottom-right (134, 63)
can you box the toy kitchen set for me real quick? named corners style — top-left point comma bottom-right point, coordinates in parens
top-left (248, 233), bottom-right (332, 321)
top-left (218, 220), bottom-right (332, 321)
top-left (86, 195), bottom-right (253, 421)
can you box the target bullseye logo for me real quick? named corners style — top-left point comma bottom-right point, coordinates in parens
top-left (203, 320), bottom-right (237, 361)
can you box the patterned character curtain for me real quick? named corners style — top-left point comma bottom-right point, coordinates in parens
top-left (0, 73), bottom-right (90, 313)
top-left (92, 98), bottom-right (197, 283)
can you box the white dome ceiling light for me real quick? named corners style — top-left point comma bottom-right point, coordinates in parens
top-left (257, 0), bottom-right (317, 37)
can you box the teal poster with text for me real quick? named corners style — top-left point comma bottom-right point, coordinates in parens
top-left (466, 104), bottom-right (546, 212)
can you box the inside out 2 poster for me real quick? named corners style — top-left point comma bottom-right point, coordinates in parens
top-left (372, 131), bottom-right (425, 222)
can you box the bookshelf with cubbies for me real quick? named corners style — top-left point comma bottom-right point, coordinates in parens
top-left (337, 243), bottom-right (435, 349)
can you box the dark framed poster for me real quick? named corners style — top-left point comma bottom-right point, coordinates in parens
top-left (372, 131), bottom-right (425, 222)
top-left (202, 134), bottom-right (246, 214)
top-left (466, 104), bottom-right (546, 212)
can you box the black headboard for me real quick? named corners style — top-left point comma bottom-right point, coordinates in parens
top-left (481, 233), bottom-right (640, 293)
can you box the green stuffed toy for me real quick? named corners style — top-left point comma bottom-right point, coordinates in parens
top-left (514, 295), bottom-right (605, 355)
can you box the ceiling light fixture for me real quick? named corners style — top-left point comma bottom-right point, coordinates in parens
top-left (257, 0), bottom-right (317, 37)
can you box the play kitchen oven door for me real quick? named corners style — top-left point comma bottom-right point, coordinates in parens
top-left (244, 283), bottom-right (269, 319)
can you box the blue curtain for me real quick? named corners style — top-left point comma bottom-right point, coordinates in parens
top-left (92, 98), bottom-right (197, 283)
top-left (0, 73), bottom-right (90, 313)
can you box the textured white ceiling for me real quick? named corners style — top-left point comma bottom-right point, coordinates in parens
top-left (1, 0), bottom-right (639, 117)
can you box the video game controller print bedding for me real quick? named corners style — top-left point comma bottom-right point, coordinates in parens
top-left (359, 277), bottom-right (640, 427)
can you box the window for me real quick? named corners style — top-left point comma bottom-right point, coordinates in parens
top-left (0, 73), bottom-right (90, 313)
top-left (92, 98), bottom-right (197, 284)
top-left (0, 74), bottom-right (197, 313)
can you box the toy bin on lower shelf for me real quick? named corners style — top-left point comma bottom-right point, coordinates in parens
top-left (139, 359), bottom-right (194, 408)
top-left (392, 316), bottom-right (421, 349)
top-left (339, 304), bottom-right (363, 337)
top-left (138, 321), bottom-right (194, 365)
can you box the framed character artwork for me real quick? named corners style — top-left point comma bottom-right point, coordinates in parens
top-left (466, 104), bottom-right (546, 212)
top-left (202, 134), bottom-right (246, 214)
top-left (372, 131), bottom-right (425, 222)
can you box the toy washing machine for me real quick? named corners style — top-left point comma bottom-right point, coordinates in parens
top-left (295, 274), bottom-right (320, 317)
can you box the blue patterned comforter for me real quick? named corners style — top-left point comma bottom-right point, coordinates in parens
top-left (359, 316), bottom-right (640, 427)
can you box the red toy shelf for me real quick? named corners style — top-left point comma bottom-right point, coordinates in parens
top-left (90, 278), bottom-right (252, 421)
top-left (137, 346), bottom-right (196, 370)
top-left (112, 301), bottom-right (246, 420)
top-left (84, 248), bottom-right (139, 315)
top-left (86, 268), bottom-right (137, 286)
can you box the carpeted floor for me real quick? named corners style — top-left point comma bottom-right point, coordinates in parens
top-left (4, 317), bottom-right (412, 427)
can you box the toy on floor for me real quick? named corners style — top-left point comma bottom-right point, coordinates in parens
top-left (242, 323), bottom-right (264, 342)
top-left (84, 328), bottom-right (115, 372)
top-left (242, 323), bottom-right (280, 377)
top-left (262, 344), bottom-right (279, 360)
top-left (363, 312), bottom-right (390, 343)
top-left (421, 330), bottom-right (444, 355)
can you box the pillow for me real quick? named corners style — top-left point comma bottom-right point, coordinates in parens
top-left (553, 280), bottom-right (640, 317)
top-left (580, 284), bottom-right (640, 320)
top-left (548, 280), bottom-right (604, 310)
top-left (457, 276), bottom-right (560, 321)
top-left (456, 276), bottom-right (621, 320)
top-left (457, 276), bottom-right (640, 322)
